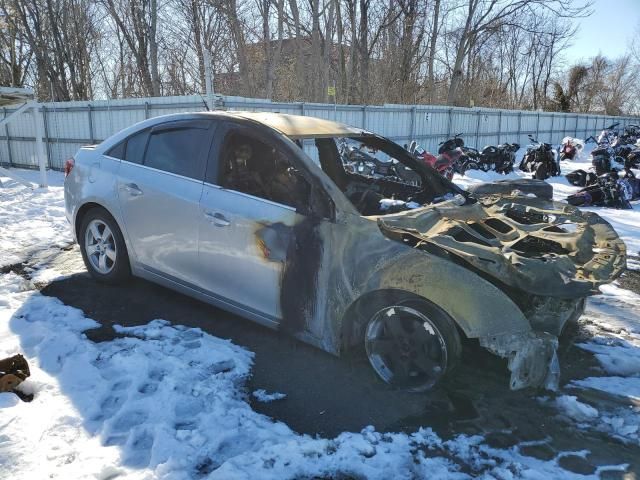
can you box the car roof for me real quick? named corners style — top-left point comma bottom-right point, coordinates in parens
top-left (226, 111), bottom-right (370, 139)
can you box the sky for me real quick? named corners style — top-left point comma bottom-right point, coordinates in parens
top-left (564, 0), bottom-right (640, 61)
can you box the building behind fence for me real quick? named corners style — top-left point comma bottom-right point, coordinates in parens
top-left (1, 94), bottom-right (639, 171)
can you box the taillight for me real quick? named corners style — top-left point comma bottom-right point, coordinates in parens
top-left (64, 158), bottom-right (75, 177)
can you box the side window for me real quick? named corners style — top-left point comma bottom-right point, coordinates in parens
top-left (143, 123), bottom-right (210, 179)
top-left (106, 141), bottom-right (125, 159)
top-left (105, 129), bottom-right (148, 163)
top-left (219, 130), bottom-right (312, 213)
top-left (125, 130), bottom-right (149, 165)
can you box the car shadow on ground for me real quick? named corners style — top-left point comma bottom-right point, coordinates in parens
top-left (40, 271), bottom-right (640, 475)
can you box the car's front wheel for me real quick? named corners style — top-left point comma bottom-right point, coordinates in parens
top-left (364, 299), bottom-right (461, 392)
top-left (79, 208), bottom-right (130, 283)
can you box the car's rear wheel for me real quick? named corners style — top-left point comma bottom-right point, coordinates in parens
top-left (364, 299), bottom-right (461, 392)
top-left (79, 208), bottom-right (130, 283)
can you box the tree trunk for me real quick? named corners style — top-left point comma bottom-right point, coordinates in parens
top-left (427, 0), bottom-right (440, 102)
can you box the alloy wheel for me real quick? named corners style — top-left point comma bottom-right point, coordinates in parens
top-left (365, 305), bottom-right (448, 391)
top-left (84, 219), bottom-right (117, 275)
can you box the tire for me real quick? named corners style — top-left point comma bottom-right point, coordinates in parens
top-left (364, 297), bottom-right (461, 392)
top-left (79, 207), bottom-right (131, 284)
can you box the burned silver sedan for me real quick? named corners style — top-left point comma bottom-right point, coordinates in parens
top-left (64, 112), bottom-right (626, 391)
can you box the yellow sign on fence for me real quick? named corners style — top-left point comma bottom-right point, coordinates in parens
top-left (327, 86), bottom-right (336, 97)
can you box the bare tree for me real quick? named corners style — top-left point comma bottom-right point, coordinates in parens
top-left (445, 0), bottom-right (589, 106)
top-left (6, 0), bottom-right (638, 116)
top-left (102, 0), bottom-right (161, 97)
top-left (0, 2), bottom-right (32, 87)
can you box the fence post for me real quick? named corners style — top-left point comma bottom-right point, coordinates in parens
top-left (574, 114), bottom-right (578, 137)
top-left (446, 108), bottom-right (453, 138)
top-left (585, 115), bottom-right (589, 138)
top-left (563, 114), bottom-right (567, 139)
top-left (409, 106), bottom-right (416, 143)
top-left (362, 105), bottom-right (367, 130)
top-left (33, 104), bottom-right (47, 188)
top-left (475, 110), bottom-right (481, 147)
top-left (87, 103), bottom-right (95, 144)
top-left (42, 105), bottom-right (52, 168)
top-left (144, 101), bottom-right (150, 119)
top-left (497, 110), bottom-right (502, 144)
top-left (2, 107), bottom-right (12, 167)
top-left (517, 111), bottom-right (522, 143)
top-left (300, 102), bottom-right (306, 116)
top-left (535, 112), bottom-right (540, 139)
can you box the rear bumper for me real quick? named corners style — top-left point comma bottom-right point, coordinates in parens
top-left (63, 183), bottom-right (74, 234)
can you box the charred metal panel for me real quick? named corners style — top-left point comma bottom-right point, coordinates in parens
top-left (517, 295), bottom-right (585, 336)
top-left (279, 217), bottom-right (325, 334)
top-left (467, 178), bottom-right (553, 200)
top-left (305, 214), bottom-right (535, 356)
top-left (378, 194), bottom-right (626, 298)
top-left (480, 332), bottom-right (560, 390)
top-left (255, 222), bottom-right (291, 263)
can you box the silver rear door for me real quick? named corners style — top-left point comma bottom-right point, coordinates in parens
top-left (116, 120), bottom-right (215, 283)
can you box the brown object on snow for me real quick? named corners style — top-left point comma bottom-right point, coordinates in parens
top-left (0, 354), bottom-right (31, 393)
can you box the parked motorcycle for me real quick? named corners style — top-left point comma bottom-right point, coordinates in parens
top-left (567, 169), bottom-right (637, 209)
top-left (456, 143), bottom-right (519, 175)
top-left (407, 142), bottom-right (448, 181)
top-left (590, 144), bottom-right (615, 176)
top-left (626, 148), bottom-right (640, 169)
top-left (565, 169), bottom-right (598, 187)
top-left (559, 137), bottom-right (584, 161)
top-left (619, 124), bottom-right (640, 145)
top-left (611, 138), bottom-right (634, 160)
top-left (519, 135), bottom-right (558, 180)
top-left (426, 135), bottom-right (466, 181)
top-left (596, 123), bottom-right (620, 145)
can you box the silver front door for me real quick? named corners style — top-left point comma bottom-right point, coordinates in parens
top-left (197, 185), bottom-right (298, 321)
top-left (117, 163), bottom-right (203, 282)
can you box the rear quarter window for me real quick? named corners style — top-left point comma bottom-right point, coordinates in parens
top-left (105, 129), bottom-right (149, 164)
top-left (106, 141), bottom-right (125, 159)
top-left (125, 130), bottom-right (149, 164)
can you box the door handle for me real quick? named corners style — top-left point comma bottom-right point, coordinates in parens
top-left (204, 211), bottom-right (230, 227)
top-left (123, 183), bottom-right (143, 196)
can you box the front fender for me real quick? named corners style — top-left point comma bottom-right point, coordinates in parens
top-left (368, 250), bottom-right (531, 338)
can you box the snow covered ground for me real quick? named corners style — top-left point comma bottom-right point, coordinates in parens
top-left (0, 173), bottom-right (72, 269)
top-left (1, 158), bottom-right (639, 479)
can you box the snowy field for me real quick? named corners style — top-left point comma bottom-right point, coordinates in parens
top-left (1, 149), bottom-right (639, 479)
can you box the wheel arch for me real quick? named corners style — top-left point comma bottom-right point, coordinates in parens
top-left (340, 288), bottom-right (463, 353)
top-left (74, 202), bottom-right (116, 243)
top-left (75, 202), bottom-right (133, 266)
top-left (338, 252), bottom-right (533, 354)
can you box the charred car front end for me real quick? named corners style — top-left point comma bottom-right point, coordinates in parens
top-left (377, 192), bottom-right (625, 389)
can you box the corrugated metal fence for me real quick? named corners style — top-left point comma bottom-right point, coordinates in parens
top-left (1, 94), bottom-right (638, 171)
